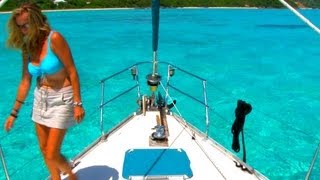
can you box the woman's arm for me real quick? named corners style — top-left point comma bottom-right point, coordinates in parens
top-left (4, 53), bottom-right (32, 131)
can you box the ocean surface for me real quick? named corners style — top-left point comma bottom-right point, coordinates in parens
top-left (0, 8), bottom-right (320, 179)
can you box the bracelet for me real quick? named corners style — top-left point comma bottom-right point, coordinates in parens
top-left (10, 113), bottom-right (18, 118)
top-left (73, 101), bottom-right (83, 107)
top-left (16, 99), bottom-right (25, 104)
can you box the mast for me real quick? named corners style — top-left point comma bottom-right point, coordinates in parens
top-left (147, 0), bottom-right (161, 92)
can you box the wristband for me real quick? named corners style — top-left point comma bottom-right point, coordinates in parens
top-left (10, 113), bottom-right (18, 118)
top-left (16, 99), bottom-right (25, 104)
top-left (73, 102), bottom-right (83, 107)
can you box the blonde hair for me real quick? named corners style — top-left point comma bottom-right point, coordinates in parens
top-left (7, 3), bottom-right (51, 57)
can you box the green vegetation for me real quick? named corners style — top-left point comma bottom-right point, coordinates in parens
top-left (0, 0), bottom-right (319, 11)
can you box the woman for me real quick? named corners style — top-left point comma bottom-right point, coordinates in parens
top-left (4, 3), bottom-right (85, 180)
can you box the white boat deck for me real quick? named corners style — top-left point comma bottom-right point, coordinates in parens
top-left (63, 111), bottom-right (267, 180)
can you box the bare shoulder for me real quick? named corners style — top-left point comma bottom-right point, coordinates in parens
top-left (50, 31), bottom-right (69, 50)
top-left (51, 31), bottom-right (66, 42)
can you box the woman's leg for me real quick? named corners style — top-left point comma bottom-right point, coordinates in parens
top-left (35, 123), bottom-right (61, 179)
top-left (46, 127), bottom-right (77, 180)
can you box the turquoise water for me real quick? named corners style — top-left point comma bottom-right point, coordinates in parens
top-left (0, 8), bottom-right (320, 179)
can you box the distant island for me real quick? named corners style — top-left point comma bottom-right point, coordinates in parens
top-left (1, 0), bottom-right (319, 11)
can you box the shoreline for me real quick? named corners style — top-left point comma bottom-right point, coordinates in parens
top-left (0, 6), bottom-right (315, 14)
top-left (0, 6), bottom-right (264, 14)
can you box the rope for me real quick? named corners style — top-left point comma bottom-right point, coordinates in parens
top-left (231, 100), bottom-right (252, 154)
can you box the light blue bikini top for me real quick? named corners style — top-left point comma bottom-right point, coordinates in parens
top-left (28, 31), bottom-right (63, 77)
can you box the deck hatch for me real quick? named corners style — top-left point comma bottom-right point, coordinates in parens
top-left (122, 148), bottom-right (193, 179)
